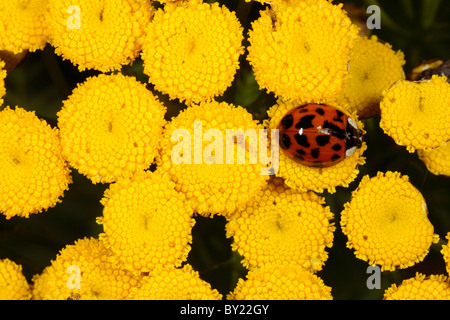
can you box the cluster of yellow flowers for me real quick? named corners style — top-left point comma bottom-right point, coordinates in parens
top-left (1, 0), bottom-right (450, 300)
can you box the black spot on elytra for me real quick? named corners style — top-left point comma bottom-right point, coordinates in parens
top-left (316, 135), bottom-right (330, 146)
top-left (311, 148), bottom-right (320, 159)
top-left (312, 161), bottom-right (323, 167)
top-left (294, 154), bottom-right (305, 162)
top-left (295, 115), bottom-right (315, 129)
top-left (296, 104), bottom-right (309, 111)
top-left (315, 108), bottom-right (325, 116)
top-left (294, 134), bottom-right (310, 148)
top-left (280, 114), bottom-right (294, 130)
top-left (323, 121), bottom-right (346, 139)
top-left (331, 154), bottom-right (341, 161)
top-left (332, 143), bottom-right (342, 151)
top-left (281, 134), bottom-right (291, 149)
top-left (296, 149), bottom-right (306, 155)
top-left (333, 110), bottom-right (345, 123)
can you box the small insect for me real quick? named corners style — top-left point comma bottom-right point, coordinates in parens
top-left (278, 103), bottom-right (363, 168)
top-left (408, 59), bottom-right (450, 82)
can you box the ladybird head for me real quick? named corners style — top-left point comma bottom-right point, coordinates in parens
top-left (345, 117), bottom-right (363, 157)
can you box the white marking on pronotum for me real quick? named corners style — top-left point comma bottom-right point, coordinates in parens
top-left (346, 146), bottom-right (357, 157)
top-left (348, 117), bottom-right (358, 130)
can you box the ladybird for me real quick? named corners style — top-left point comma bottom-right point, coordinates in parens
top-left (278, 103), bottom-right (363, 167)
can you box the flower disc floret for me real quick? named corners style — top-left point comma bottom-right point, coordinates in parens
top-left (228, 264), bottom-right (332, 300)
top-left (128, 264), bottom-right (222, 300)
top-left (0, 107), bottom-right (71, 219)
top-left (98, 170), bottom-right (195, 275)
top-left (341, 171), bottom-right (439, 271)
top-left (226, 178), bottom-right (335, 272)
top-left (334, 36), bottom-right (405, 118)
top-left (0, 259), bottom-right (31, 300)
top-left (247, 0), bottom-right (358, 102)
top-left (141, 1), bottom-right (244, 103)
top-left (158, 100), bottom-right (269, 217)
top-left (383, 273), bottom-right (450, 300)
top-left (0, 0), bottom-right (49, 53)
top-left (31, 238), bottom-right (139, 300)
top-left (380, 75), bottom-right (450, 152)
top-left (45, 0), bottom-right (152, 72)
top-left (417, 142), bottom-right (450, 177)
top-left (57, 73), bottom-right (166, 184)
top-left (265, 100), bottom-right (366, 193)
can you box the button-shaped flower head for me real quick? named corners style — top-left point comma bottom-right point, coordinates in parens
top-left (141, 0), bottom-right (244, 103)
top-left (0, 107), bottom-right (72, 219)
top-left (247, 0), bottom-right (359, 102)
top-left (57, 73), bottom-right (166, 184)
top-left (341, 171), bottom-right (439, 271)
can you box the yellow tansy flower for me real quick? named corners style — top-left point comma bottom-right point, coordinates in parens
top-left (98, 170), bottom-right (195, 275)
top-left (0, 107), bottom-right (72, 219)
top-left (417, 142), bottom-right (450, 177)
top-left (265, 100), bottom-right (366, 193)
top-left (0, 259), bottom-right (31, 300)
top-left (0, 59), bottom-right (5, 106)
top-left (32, 237), bottom-right (139, 300)
top-left (158, 100), bottom-right (269, 217)
top-left (247, 0), bottom-right (358, 102)
top-left (228, 264), bottom-right (332, 300)
top-left (57, 73), bottom-right (166, 184)
top-left (380, 75), bottom-right (450, 152)
top-left (45, 0), bottom-right (152, 72)
top-left (341, 171), bottom-right (439, 271)
top-left (128, 264), bottom-right (222, 300)
top-left (384, 273), bottom-right (450, 300)
top-left (141, 0), bottom-right (244, 103)
top-left (441, 232), bottom-right (450, 275)
top-left (0, 0), bottom-right (48, 53)
top-left (226, 177), bottom-right (334, 272)
top-left (334, 35), bottom-right (405, 118)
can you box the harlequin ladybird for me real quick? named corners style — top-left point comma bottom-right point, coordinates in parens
top-left (278, 103), bottom-right (363, 167)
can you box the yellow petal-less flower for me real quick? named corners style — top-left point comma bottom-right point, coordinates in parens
top-left (383, 273), bottom-right (450, 300)
top-left (341, 171), bottom-right (439, 271)
top-left (0, 0), bottom-right (48, 53)
top-left (334, 35), bottom-right (405, 118)
top-left (441, 232), bottom-right (450, 275)
top-left (380, 75), bottom-right (450, 152)
top-left (45, 0), bottom-right (152, 72)
top-left (226, 178), bottom-right (335, 272)
top-left (57, 73), bottom-right (166, 184)
top-left (247, 0), bottom-right (358, 102)
top-left (0, 59), bottom-right (5, 106)
top-left (128, 264), bottom-right (222, 300)
top-left (265, 100), bottom-right (366, 193)
top-left (141, 0), bottom-right (244, 103)
top-left (31, 237), bottom-right (139, 300)
top-left (158, 100), bottom-right (269, 217)
top-left (228, 264), bottom-right (332, 300)
top-left (417, 142), bottom-right (450, 177)
top-left (0, 259), bottom-right (31, 300)
top-left (0, 107), bottom-right (72, 219)
top-left (97, 170), bottom-right (195, 275)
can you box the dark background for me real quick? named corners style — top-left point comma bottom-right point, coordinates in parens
top-left (1, 0), bottom-right (449, 299)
